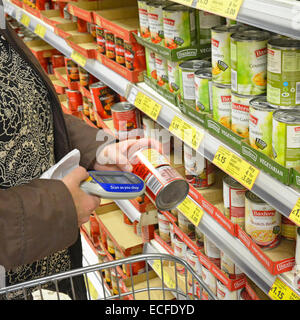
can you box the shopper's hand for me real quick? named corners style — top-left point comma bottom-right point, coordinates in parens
top-left (62, 166), bottom-right (101, 227)
top-left (94, 137), bottom-right (162, 172)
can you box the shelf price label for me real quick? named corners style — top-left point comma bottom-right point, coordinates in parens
top-left (196, 0), bottom-right (244, 19)
top-left (134, 91), bottom-right (162, 121)
top-left (289, 198), bottom-right (300, 226)
top-left (269, 278), bottom-right (300, 300)
top-left (20, 14), bottom-right (30, 27)
top-left (71, 51), bottom-right (87, 67)
top-left (152, 260), bottom-right (176, 289)
top-left (177, 197), bottom-right (204, 227)
top-left (169, 116), bottom-right (204, 150)
top-left (34, 24), bottom-right (46, 39)
top-left (213, 145), bottom-right (259, 190)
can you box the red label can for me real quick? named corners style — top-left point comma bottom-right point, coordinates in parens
top-left (82, 95), bottom-right (90, 117)
top-left (128, 148), bottom-right (189, 211)
top-left (51, 55), bottom-right (65, 69)
top-left (105, 31), bottom-right (116, 60)
top-left (88, 23), bottom-right (97, 41)
top-left (115, 37), bottom-right (125, 66)
top-left (66, 89), bottom-right (83, 112)
top-left (65, 57), bottom-right (79, 83)
top-left (79, 66), bottom-right (96, 89)
top-left (124, 42), bottom-right (145, 71)
top-left (77, 17), bottom-right (88, 33)
top-left (58, 2), bottom-right (67, 18)
top-left (96, 26), bottom-right (106, 54)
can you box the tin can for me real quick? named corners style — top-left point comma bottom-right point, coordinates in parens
top-left (178, 211), bottom-right (195, 239)
top-left (212, 82), bottom-right (231, 128)
top-left (88, 23), bottom-right (96, 41)
top-left (137, 0), bottom-right (150, 39)
top-left (231, 92), bottom-right (257, 138)
top-left (179, 60), bottom-right (211, 105)
top-left (184, 144), bottom-right (215, 189)
top-left (220, 251), bottom-right (243, 279)
top-left (249, 96), bottom-right (277, 156)
top-left (115, 37), bottom-right (125, 66)
top-left (157, 211), bottom-right (171, 243)
top-left (211, 25), bottom-right (248, 85)
top-left (66, 89), bottom-right (82, 112)
top-left (79, 66), bottom-right (91, 89)
top-left (124, 42), bottom-right (145, 71)
top-left (88, 98), bottom-right (96, 124)
top-left (204, 235), bottom-right (221, 268)
top-left (96, 25), bottom-right (106, 55)
top-left (77, 17), bottom-right (88, 33)
top-left (201, 265), bottom-right (217, 299)
top-left (106, 236), bottom-right (115, 257)
top-left (155, 55), bottom-right (168, 89)
top-left (163, 4), bottom-right (196, 49)
top-left (65, 57), bottom-right (79, 83)
top-left (147, 1), bottom-right (165, 45)
top-left (111, 102), bottom-right (142, 140)
top-left (267, 38), bottom-right (300, 108)
top-left (281, 216), bottom-right (297, 240)
top-left (272, 109), bottom-right (300, 168)
top-left (82, 95), bottom-right (90, 116)
top-left (186, 248), bottom-right (202, 287)
top-left (89, 82), bottom-right (114, 120)
top-left (145, 48), bottom-right (157, 80)
top-left (216, 280), bottom-right (240, 300)
top-left (169, 222), bottom-right (175, 249)
top-left (195, 227), bottom-right (204, 252)
top-left (239, 287), bottom-right (253, 300)
top-left (128, 147), bottom-right (189, 210)
top-left (167, 60), bottom-right (181, 93)
top-left (105, 31), bottom-right (115, 60)
top-left (195, 68), bottom-right (212, 113)
top-left (51, 55), bottom-right (65, 69)
top-left (245, 191), bottom-right (281, 249)
top-left (223, 175), bottom-right (247, 229)
top-left (142, 114), bottom-right (156, 138)
top-left (197, 10), bottom-right (226, 45)
top-left (63, 5), bottom-right (71, 20)
top-left (173, 234), bottom-right (187, 274)
top-left (231, 30), bottom-right (270, 95)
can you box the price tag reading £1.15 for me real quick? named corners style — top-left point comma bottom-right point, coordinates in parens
top-left (269, 278), bottom-right (300, 300)
top-left (289, 198), bottom-right (300, 227)
top-left (177, 197), bottom-right (204, 227)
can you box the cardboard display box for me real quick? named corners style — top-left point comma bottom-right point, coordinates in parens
top-left (25, 39), bottom-right (60, 59)
top-left (40, 9), bottom-right (70, 27)
top-left (49, 74), bottom-right (67, 94)
top-left (54, 22), bottom-right (83, 39)
top-left (23, 2), bottom-right (41, 18)
top-left (66, 34), bottom-right (97, 59)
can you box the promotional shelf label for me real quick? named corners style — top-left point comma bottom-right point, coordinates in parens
top-left (196, 0), bottom-right (244, 20)
top-left (289, 198), bottom-right (300, 226)
top-left (34, 24), bottom-right (46, 39)
top-left (71, 51), bottom-right (87, 67)
top-left (213, 145), bottom-right (259, 190)
top-left (169, 116), bottom-right (204, 150)
top-left (269, 277), bottom-right (300, 300)
top-left (20, 14), bottom-right (30, 27)
top-left (134, 91), bottom-right (162, 121)
top-left (177, 196), bottom-right (204, 227)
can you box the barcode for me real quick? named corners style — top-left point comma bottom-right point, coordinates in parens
top-left (231, 69), bottom-right (237, 92)
top-left (147, 174), bottom-right (163, 195)
top-left (296, 82), bottom-right (300, 105)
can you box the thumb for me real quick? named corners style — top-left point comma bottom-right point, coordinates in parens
top-left (68, 166), bottom-right (89, 185)
top-left (115, 153), bottom-right (133, 172)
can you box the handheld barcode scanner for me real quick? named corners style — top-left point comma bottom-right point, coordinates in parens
top-left (80, 171), bottom-right (145, 199)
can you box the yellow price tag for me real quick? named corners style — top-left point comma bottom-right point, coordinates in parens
top-left (177, 197), bottom-right (204, 227)
top-left (71, 51), bottom-right (87, 67)
top-left (213, 145), bottom-right (259, 190)
top-left (87, 278), bottom-right (99, 300)
top-left (152, 260), bottom-right (175, 289)
top-left (134, 92), bottom-right (162, 121)
top-left (196, 0), bottom-right (244, 19)
top-left (20, 14), bottom-right (30, 27)
top-left (169, 116), bottom-right (204, 150)
top-left (289, 198), bottom-right (300, 226)
top-left (269, 278), bottom-right (300, 300)
top-left (34, 24), bottom-right (46, 39)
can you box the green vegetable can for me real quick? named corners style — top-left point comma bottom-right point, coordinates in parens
top-left (272, 109), bottom-right (300, 168)
top-left (249, 96), bottom-right (277, 157)
top-left (231, 30), bottom-right (270, 95)
top-left (167, 60), bottom-right (181, 93)
top-left (194, 68), bottom-right (212, 113)
top-left (147, 1), bottom-right (165, 45)
top-left (162, 4), bottom-right (196, 49)
top-left (267, 38), bottom-right (300, 108)
top-left (155, 55), bottom-right (168, 89)
top-left (212, 82), bottom-right (232, 129)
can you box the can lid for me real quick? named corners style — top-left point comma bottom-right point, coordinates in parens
top-left (194, 68), bottom-right (212, 79)
top-left (111, 102), bottom-right (135, 112)
top-left (212, 81), bottom-right (231, 89)
top-left (273, 109), bottom-right (300, 124)
top-left (249, 96), bottom-right (278, 111)
top-left (89, 81), bottom-right (106, 88)
top-left (223, 175), bottom-right (245, 189)
top-left (245, 190), bottom-right (265, 203)
top-left (231, 30), bottom-right (270, 42)
top-left (268, 37), bottom-right (300, 49)
top-left (179, 60), bottom-right (211, 71)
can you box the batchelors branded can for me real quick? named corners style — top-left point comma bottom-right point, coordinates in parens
top-left (157, 211), bottom-right (171, 243)
top-left (272, 109), bottom-right (300, 168)
top-left (155, 55), bottom-right (168, 89)
top-left (231, 92), bottom-right (258, 138)
top-left (145, 48), bottom-right (157, 80)
top-left (245, 191), bottom-right (281, 250)
top-left (217, 280), bottom-right (241, 300)
top-left (220, 251), bottom-right (243, 279)
top-left (173, 234), bottom-right (187, 274)
top-left (105, 31), bottom-right (115, 60)
top-left (115, 37), bottom-right (125, 66)
top-left (249, 96), bottom-right (277, 156)
top-left (281, 216), bottom-right (297, 241)
top-left (124, 42), bottom-right (145, 71)
top-left (147, 0), bottom-right (165, 45)
top-left (194, 67), bottom-right (212, 113)
top-left (201, 265), bottom-right (217, 299)
top-left (223, 175), bottom-right (247, 230)
top-left (203, 235), bottom-right (221, 268)
top-left (65, 57), bottom-right (79, 83)
top-left (66, 89), bottom-right (82, 112)
top-left (162, 3), bottom-right (196, 49)
top-left (211, 24), bottom-right (249, 85)
top-left (186, 248), bottom-right (202, 289)
top-left (267, 38), bottom-right (300, 108)
top-left (212, 82), bottom-right (231, 129)
top-left (96, 25), bottom-right (106, 55)
top-left (179, 59), bottom-right (211, 105)
top-left (167, 60), bottom-right (181, 93)
top-left (178, 211), bottom-right (195, 239)
top-left (137, 0), bottom-right (150, 39)
top-left (128, 147), bottom-right (189, 210)
top-left (231, 30), bottom-right (270, 95)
